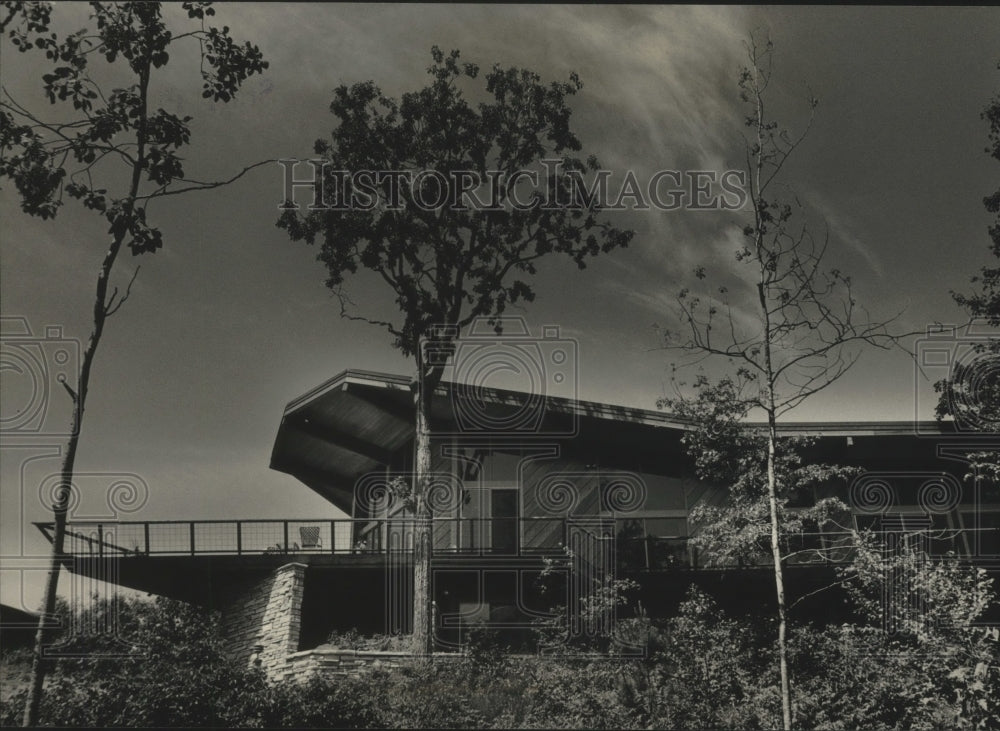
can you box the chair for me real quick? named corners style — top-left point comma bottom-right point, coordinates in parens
top-left (299, 525), bottom-right (322, 550)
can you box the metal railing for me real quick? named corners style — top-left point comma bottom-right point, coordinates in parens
top-left (34, 517), bottom-right (574, 559)
top-left (34, 519), bottom-right (999, 570)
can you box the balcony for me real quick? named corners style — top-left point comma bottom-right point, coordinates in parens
top-left (37, 517), bottom-right (998, 570)
top-left (35, 516), bottom-right (593, 563)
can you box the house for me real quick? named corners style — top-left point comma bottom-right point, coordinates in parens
top-left (38, 369), bottom-right (1000, 677)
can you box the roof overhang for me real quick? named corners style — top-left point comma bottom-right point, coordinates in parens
top-left (270, 369), bottom-right (963, 510)
top-left (270, 371), bottom-right (415, 513)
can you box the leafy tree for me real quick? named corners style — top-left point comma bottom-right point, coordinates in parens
top-left (656, 380), bottom-right (1000, 729)
top-left (658, 35), bottom-right (910, 730)
top-left (660, 373), bottom-right (857, 569)
top-left (277, 46), bottom-right (632, 654)
top-left (935, 62), bottom-right (1000, 492)
top-left (0, 2), bottom-right (268, 723)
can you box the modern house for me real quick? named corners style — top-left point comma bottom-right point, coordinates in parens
top-left (39, 369), bottom-right (1000, 677)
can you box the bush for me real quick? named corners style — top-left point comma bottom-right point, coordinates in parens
top-left (3, 575), bottom-right (996, 729)
top-left (0, 596), bottom-right (379, 728)
top-left (323, 628), bottom-right (409, 652)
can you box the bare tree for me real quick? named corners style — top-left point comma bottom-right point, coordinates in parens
top-left (659, 35), bottom-right (911, 730)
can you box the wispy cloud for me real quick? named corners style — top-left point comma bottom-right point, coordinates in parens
top-left (804, 191), bottom-right (885, 277)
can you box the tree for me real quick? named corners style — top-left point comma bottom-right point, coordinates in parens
top-left (661, 373), bottom-right (857, 567)
top-left (658, 36), bottom-right (910, 730)
top-left (935, 62), bottom-right (1000, 491)
top-left (277, 46), bottom-right (632, 654)
top-left (0, 2), bottom-right (267, 724)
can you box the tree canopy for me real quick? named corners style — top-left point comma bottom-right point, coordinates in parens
top-left (277, 46), bottom-right (632, 358)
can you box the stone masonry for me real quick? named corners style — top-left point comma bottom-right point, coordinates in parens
top-left (220, 562), bottom-right (305, 676)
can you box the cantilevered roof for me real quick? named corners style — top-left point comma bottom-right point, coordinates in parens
top-left (269, 368), bottom-right (960, 511)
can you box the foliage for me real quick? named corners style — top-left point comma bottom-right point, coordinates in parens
top-left (277, 45), bottom-right (632, 358)
top-left (0, 595), bottom-right (379, 728)
top-left (625, 587), bottom-right (781, 729)
top-left (659, 376), bottom-right (1000, 729)
top-left (660, 371), bottom-right (857, 568)
top-left (256, 675), bottom-right (382, 729)
top-left (532, 544), bottom-right (644, 654)
top-left (791, 538), bottom-right (1000, 730)
top-left (367, 655), bottom-right (643, 730)
top-left (950, 62), bottom-right (1000, 330)
top-left (1, 584), bottom-right (996, 728)
top-left (323, 627), bottom-right (409, 652)
top-left (1, 1), bottom-right (268, 227)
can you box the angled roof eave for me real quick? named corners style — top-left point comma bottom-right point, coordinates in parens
top-left (276, 368), bottom-right (954, 437)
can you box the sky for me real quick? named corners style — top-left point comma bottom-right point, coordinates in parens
top-left (1, 4), bottom-right (998, 609)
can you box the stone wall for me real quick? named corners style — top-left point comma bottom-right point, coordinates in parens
top-left (219, 562), bottom-right (305, 676)
top-left (217, 563), bottom-right (459, 682)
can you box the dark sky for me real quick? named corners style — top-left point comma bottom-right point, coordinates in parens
top-left (2, 4), bottom-right (998, 608)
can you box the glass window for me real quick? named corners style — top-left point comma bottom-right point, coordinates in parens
top-left (638, 473), bottom-right (687, 511)
top-left (483, 449), bottom-right (523, 484)
top-left (644, 517), bottom-right (687, 537)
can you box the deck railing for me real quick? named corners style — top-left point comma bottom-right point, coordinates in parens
top-left (34, 517), bottom-right (577, 559)
top-left (34, 518), bottom-right (998, 570)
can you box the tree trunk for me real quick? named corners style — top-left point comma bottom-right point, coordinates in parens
top-left (759, 285), bottom-right (792, 730)
top-left (22, 244), bottom-right (116, 725)
top-left (22, 60), bottom-right (149, 727)
top-left (410, 363), bottom-right (440, 657)
top-left (752, 53), bottom-right (792, 725)
top-left (22, 454), bottom-right (73, 727)
top-left (765, 412), bottom-right (792, 731)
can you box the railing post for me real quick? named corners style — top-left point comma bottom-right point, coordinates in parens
top-left (236, 522), bottom-right (242, 556)
top-left (144, 522), bottom-right (150, 555)
top-left (189, 523), bottom-right (195, 556)
top-left (330, 520), bottom-right (336, 554)
top-left (283, 521), bottom-right (289, 552)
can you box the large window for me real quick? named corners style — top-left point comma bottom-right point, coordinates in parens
top-left (615, 513), bottom-right (690, 570)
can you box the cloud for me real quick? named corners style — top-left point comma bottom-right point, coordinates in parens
top-left (804, 191), bottom-right (885, 278)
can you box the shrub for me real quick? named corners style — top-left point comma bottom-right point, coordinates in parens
top-left (0, 596), bottom-right (379, 728)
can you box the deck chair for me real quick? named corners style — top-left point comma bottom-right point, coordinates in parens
top-left (299, 525), bottom-right (322, 551)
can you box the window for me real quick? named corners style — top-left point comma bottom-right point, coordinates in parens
top-left (614, 513), bottom-right (689, 570)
